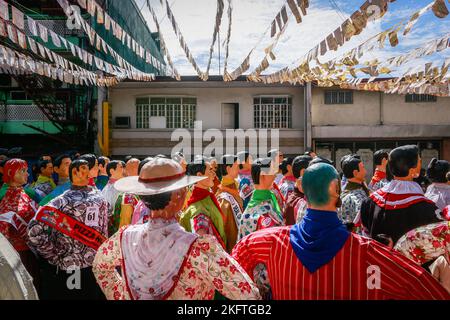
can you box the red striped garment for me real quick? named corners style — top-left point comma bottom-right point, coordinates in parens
top-left (232, 227), bottom-right (450, 300)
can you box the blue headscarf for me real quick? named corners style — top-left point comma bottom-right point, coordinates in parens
top-left (290, 209), bottom-right (350, 273)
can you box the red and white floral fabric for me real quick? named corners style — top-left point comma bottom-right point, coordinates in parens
top-left (394, 221), bottom-right (450, 265)
top-left (93, 225), bottom-right (261, 300)
top-left (0, 186), bottom-right (37, 251)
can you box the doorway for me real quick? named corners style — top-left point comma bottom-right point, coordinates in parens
top-left (221, 103), bottom-right (239, 129)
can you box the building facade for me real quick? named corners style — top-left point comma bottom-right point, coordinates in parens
top-left (107, 77), bottom-right (305, 158)
top-left (105, 78), bottom-right (450, 176)
top-left (0, 0), bottom-right (164, 157)
top-left (312, 87), bottom-right (450, 175)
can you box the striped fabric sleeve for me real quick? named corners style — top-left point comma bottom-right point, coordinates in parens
top-left (367, 241), bottom-right (450, 300)
top-left (231, 230), bottom-right (274, 281)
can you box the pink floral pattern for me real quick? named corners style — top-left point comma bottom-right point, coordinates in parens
top-left (395, 221), bottom-right (450, 265)
top-left (93, 229), bottom-right (261, 300)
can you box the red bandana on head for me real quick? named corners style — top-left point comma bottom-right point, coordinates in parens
top-left (3, 159), bottom-right (27, 184)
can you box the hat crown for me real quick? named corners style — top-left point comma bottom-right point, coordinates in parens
top-left (139, 158), bottom-right (183, 181)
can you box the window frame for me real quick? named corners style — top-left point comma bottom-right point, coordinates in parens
top-left (253, 95), bottom-right (292, 129)
top-left (324, 90), bottom-right (353, 105)
top-left (405, 94), bottom-right (437, 103)
top-left (135, 96), bottom-right (197, 129)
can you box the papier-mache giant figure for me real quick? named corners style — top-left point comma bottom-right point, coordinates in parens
top-left (0, 159), bottom-right (39, 277)
top-left (359, 145), bottom-right (443, 244)
top-left (93, 158), bottom-right (260, 300)
top-left (28, 159), bottom-right (109, 300)
top-left (232, 163), bottom-right (450, 300)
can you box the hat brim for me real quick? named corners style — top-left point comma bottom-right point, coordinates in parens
top-left (114, 175), bottom-right (207, 196)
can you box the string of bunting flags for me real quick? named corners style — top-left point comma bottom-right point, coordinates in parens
top-left (222, 0), bottom-right (233, 80)
top-left (0, 43), bottom-right (119, 86)
top-left (252, 0), bottom-right (449, 98)
top-left (224, 0), bottom-right (309, 81)
top-left (0, 3), bottom-right (122, 86)
top-left (56, 0), bottom-right (156, 82)
top-left (2, 2), bottom-right (138, 80)
top-left (159, 0), bottom-right (225, 81)
top-left (146, 0), bottom-right (180, 80)
top-left (74, 0), bottom-right (164, 75)
top-left (0, 0), bottom-right (448, 95)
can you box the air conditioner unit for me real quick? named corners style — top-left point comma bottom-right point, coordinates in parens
top-left (114, 116), bottom-right (131, 129)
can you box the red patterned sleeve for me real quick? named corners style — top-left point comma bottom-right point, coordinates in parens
top-left (231, 230), bottom-right (273, 281)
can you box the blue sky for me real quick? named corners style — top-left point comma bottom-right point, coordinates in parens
top-left (137, 0), bottom-right (450, 77)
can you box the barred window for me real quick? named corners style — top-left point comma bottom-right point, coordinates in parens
top-left (136, 97), bottom-right (196, 129)
top-left (405, 94), bottom-right (437, 103)
top-left (253, 96), bottom-right (292, 129)
top-left (324, 90), bottom-right (353, 104)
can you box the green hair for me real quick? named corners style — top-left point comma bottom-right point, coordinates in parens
top-left (302, 163), bottom-right (339, 206)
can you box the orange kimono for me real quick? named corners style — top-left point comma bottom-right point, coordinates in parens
top-left (216, 177), bottom-right (243, 252)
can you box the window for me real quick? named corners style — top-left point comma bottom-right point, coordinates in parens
top-left (405, 94), bottom-right (437, 103)
top-left (9, 91), bottom-right (30, 100)
top-left (136, 97), bottom-right (196, 129)
top-left (253, 96), bottom-right (292, 129)
top-left (324, 90), bottom-right (353, 104)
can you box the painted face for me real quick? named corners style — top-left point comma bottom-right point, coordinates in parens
top-left (72, 164), bottom-right (90, 186)
top-left (356, 162), bottom-right (367, 181)
top-left (210, 161), bottom-right (218, 173)
top-left (13, 166), bottom-right (28, 186)
top-left (111, 163), bottom-right (125, 180)
top-left (99, 159), bottom-right (110, 175)
top-left (89, 159), bottom-right (99, 178)
top-left (125, 160), bottom-right (139, 177)
top-left (197, 163), bottom-right (215, 188)
top-left (41, 163), bottom-right (54, 177)
top-left (381, 157), bottom-right (388, 169)
top-left (55, 158), bottom-right (72, 179)
top-left (228, 162), bottom-right (240, 179)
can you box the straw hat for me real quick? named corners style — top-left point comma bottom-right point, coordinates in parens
top-left (114, 158), bottom-right (206, 196)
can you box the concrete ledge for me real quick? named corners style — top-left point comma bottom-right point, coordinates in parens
top-left (313, 125), bottom-right (450, 139)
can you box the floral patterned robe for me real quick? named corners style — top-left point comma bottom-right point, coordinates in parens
top-left (93, 227), bottom-right (261, 300)
top-left (394, 221), bottom-right (450, 265)
top-left (0, 186), bottom-right (38, 251)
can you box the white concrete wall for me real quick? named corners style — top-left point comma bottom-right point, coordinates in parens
top-left (108, 82), bottom-right (305, 156)
top-left (312, 87), bottom-right (450, 126)
top-left (109, 84), bottom-right (304, 130)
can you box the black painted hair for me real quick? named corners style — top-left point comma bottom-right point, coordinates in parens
top-left (374, 234), bottom-right (393, 247)
top-left (187, 156), bottom-right (208, 176)
top-left (219, 154), bottom-right (238, 177)
top-left (78, 154), bottom-right (97, 170)
top-left (251, 158), bottom-right (272, 185)
top-left (38, 160), bottom-right (52, 174)
top-left (141, 192), bottom-right (173, 211)
top-left (292, 155), bottom-right (313, 179)
top-left (69, 159), bottom-right (89, 182)
top-left (426, 158), bottom-right (450, 183)
top-left (388, 145), bottom-right (420, 178)
top-left (281, 157), bottom-right (295, 175)
top-left (374, 150), bottom-right (389, 166)
top-left (341, 154), bottom-right (362, 179)
top-left (106, 160), bottom-right (123, 177)
top-left (98, 156), bottom-right (109, 168)
top-left (124, 155), bottom-right (133, 163)
top-left (54, 154), bottom-right (70, 169)
top-left (309, 156), bottom-right (333, 167)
